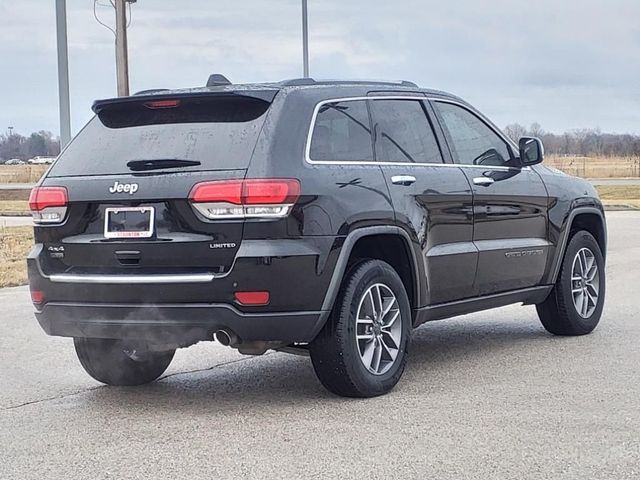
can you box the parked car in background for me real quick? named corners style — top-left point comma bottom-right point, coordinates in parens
top-left (28, 156), bottom-right (56, 165)
top-left (5, 158), bottom-right (26, 165)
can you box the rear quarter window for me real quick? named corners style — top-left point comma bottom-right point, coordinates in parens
top-left (309, 100), bottom-right (374, 162)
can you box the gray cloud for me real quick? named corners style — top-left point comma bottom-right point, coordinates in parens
top-left (1, 0), bottom-right (639, 136)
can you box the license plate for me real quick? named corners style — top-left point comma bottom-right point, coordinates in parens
top-left (104, 207), bottom-right (155, 239)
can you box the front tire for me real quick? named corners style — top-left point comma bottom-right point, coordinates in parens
top-left (74, 338), bottom-right (175, 386)
top-left (537, 230), bottom-right (605, 336)
top-left (310, 259), bottom-right (411, 398)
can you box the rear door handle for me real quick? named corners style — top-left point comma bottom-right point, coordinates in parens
top-left (473, 176), bottom-right (495, 187)
top-left (391, 175), bottom-right (416, 186)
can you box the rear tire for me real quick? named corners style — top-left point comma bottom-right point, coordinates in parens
top-left (536, 230), bottom-right (605, 336)
top-left (74, 338), bottom-right (175, 386)
top-left (309, 259), bottom-right (411, 398)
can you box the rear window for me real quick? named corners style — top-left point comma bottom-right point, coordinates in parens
top-left (48, 95), bottom-right (272, 177)
top-left (309, 100), bottom-right (374, 162)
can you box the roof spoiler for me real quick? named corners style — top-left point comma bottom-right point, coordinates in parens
top-left (92, 90), bottom-right (278, 114)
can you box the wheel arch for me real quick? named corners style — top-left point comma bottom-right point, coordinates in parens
top-left (550, 207), bottom-right (607, 283)
top-left (317, 227), bottom-right (422, 331)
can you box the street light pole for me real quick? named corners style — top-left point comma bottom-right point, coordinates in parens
top-left (115, 0), bottom-right (130, 97)
top-left (55, 0), bottom-right (71, 147)
top-left (302, 0), bottom-right (309, 77)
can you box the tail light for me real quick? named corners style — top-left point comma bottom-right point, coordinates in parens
top-left (29, 187), bottom-right (68, 224)
top-left (189, 179), bottom-right (300, 220)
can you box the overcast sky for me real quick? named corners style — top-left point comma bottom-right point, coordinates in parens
top-left (1, 0), bottom-right (639, 137)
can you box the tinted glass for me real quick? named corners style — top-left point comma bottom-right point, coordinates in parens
top-left (309, 100), bottom-right (373, 161)
top-left (371, 100), bottom-right (442, 164)
top-left (48, 96), bottom-right (270, 177)
top-left (434, 102), bottom-right (512, 166)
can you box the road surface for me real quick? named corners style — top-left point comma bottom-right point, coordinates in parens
top-left (0, 216), bottom-right (32, 227)
top-left (1, 211), bottom-right (639, 479)
top-left (0, 183), bottom-right (34, 190)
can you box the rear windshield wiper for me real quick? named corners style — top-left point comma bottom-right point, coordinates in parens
top-left (126, 159), bottom-right (201, 171)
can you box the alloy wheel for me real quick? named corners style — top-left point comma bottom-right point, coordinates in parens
top-left (571, 247), bottom-right (600, 318)
top-left (355, 283), bottom-right (402, 375)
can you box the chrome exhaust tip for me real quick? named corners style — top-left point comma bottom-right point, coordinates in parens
top-left (214, 330), bottom-right (237, 347)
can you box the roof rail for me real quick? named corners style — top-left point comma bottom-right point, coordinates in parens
top-left (280, 77), bottom-right (317, 86)
top-left (279, 78), bottom-right (418, 88)
top-left (206, 74), bottom-right (232, 87)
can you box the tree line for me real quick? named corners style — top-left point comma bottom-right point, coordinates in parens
top-left (0, 131), bottom-right (60, 161)
top-left (504, 123), bottom-right (640, 157)
top-left (2, 125), bottom-right (640, 162)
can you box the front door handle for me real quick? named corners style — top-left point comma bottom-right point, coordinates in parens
top-left (391, 175), bottom-right (417, 186)
top-left (473, 176), bottom-right (495, 187)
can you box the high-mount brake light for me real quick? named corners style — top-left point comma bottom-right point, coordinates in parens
top-left (29, 187), bottom-right (68, 224)
top-left (144, 99), bottom-right (181, 109)
top-left (189, 179), bottom-right (300, 220)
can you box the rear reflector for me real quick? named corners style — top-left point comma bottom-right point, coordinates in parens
top-left (29, 187), bottom-right (68, 224)
top-left (189, 179), bottom-right (300, 220)
top-left (234, 291), bottom-right (270, 306)
top-left (30, 290), bottom-right (45, 304)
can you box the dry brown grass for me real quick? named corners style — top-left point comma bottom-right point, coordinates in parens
top-left (546, 155), bottom-right (640, 178)
top-left (595, 185), bottom-right (640, 200)
top-left (601, 199), bottom-right (640, 209)
top-left (595, 185), bottom-right (640, 209)
top-left (0, 201), bottom-right (29, 216)
top-left (0, 165), bottom-right (48, 184)
top-left (0, 226), bottom-right (33, 288)
top-left (0, 189), bottom-right (30, 201)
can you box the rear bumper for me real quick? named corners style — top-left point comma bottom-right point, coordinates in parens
top-left (27, 237), bottom-right (340, 345)
top-left (35, 302), bottom-right (327, 345)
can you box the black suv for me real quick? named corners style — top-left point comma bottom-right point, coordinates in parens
top-left (28, 77), bottom-right (606, 397)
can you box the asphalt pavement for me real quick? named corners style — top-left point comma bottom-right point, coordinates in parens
top-left (0, 216), bottom-right (32, 227)
top-left (589, 178), bottom-right (640, 186)
top-left (1, 211), bottom-right (639, 479)
top-left (0, 183), bottom-right (34, 190)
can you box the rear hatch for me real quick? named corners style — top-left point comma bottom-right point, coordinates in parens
top-left (35, 90), bottom-right (277, 276)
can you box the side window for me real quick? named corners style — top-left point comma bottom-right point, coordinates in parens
top-left (309, 100), bottom-right (373, 162)
top-left (370, 99), bottom-right (443, 164)
top-left (434, 101), bottom-right (513, 167)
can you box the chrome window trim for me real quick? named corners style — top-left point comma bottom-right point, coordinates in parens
top-left (304, 95), bottom-right (527, 172)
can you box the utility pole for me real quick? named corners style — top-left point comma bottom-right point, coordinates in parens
top-left (115, 0), bottom-right (130, 97)
top-left (55, 0), bottom-right (71, 147)
top-left (302, 0), bottom-right (309, 77)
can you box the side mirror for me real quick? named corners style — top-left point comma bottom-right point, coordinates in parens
top-left (519, 137), bottom-right (544, 166)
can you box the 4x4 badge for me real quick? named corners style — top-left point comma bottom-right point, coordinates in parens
top-left (108, 181), bottom-right (139, 194)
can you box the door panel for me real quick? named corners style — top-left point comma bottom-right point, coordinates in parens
top-left (431, 99), bottom-right (550, 296)
top-left (466, 167), bottom-right (549, 294)
top-left (369, 97), bottom-right (476, 305)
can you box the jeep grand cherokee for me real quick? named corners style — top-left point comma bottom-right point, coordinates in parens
top-left (28, 77), bottom-right (606, 397)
